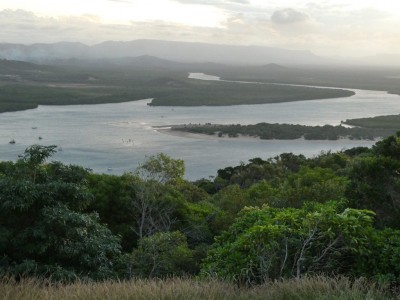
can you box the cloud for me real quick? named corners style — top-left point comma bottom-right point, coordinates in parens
top-left (0, 8), bottom-right (399, 57)
top-left (173, 0), bottom-right (249, 5)
top-left (170, 0), bottom-right (252, 13)
top-left (271, 8), bottom-right (309, 24)
top-left (107, 0), bottom-right (133, 3)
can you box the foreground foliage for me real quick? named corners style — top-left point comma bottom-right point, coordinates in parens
top-left (1, 133), bottom-right (400, 289)
top-left (0, 146), bottom-right (121, 280)
top-left (201, 202), bottom-right (400, 283)
top-left (0, 276), bottom-right (395, 300)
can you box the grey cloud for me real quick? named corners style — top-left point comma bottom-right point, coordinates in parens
top-left (1, 8), bottom-right (399, 57)
top-left (271, 8), bottom-right (309, 24)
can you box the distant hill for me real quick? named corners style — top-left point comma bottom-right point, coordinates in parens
top-left (0, 59), bottom-right (43, 72)
top-left (0, 59), bottom-right (58, 80)
top-left (0, 42), bottom-right (89, 62)
top-left (262, 63), bottom-right (287, 70)
top-left (0, 39), bottom-right (329, 65)
top-left (101, 55), bottom-right (185, 68)
top-left (359, 53), bottom-right (400, 66)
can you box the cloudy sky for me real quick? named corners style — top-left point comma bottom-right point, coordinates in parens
top-left (1, 0), bottom-right (399, 57)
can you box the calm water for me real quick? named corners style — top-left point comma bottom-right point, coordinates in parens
top-left (1, 75), bottom-right (399, 179)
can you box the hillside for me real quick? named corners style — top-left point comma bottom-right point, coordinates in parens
top-left (0, 39), bottom-right (328, 65)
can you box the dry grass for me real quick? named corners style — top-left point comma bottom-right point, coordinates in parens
top-left (0, 276), bottom-right (396, 300)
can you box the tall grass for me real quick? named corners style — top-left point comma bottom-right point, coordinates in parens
top-left (0, 276), bottom-right (397, 300)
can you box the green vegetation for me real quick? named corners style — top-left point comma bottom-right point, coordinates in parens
top-left (171, 122), bottom-right (396, 140)
top-left (148, 80), bottom-right (354, 106)
top-left (344, 114), bottom-right (400, 129)
top-left (2, 132), bottom-right (400, 297)
top-left (202, 202), bottom-right (400, 283)
top-left (2, 59), bottom-right (400, 113)
top-left (0, 145), bottom-right (121, 281)
top-left (212, 64), bottom-right (400, 96)
top-left (0, 59), bottom-right (356, 113)
top-left (0, 276), bottom-right (393, 300)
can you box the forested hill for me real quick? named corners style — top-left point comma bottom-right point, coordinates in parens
top-left (0, 40), bottom-right (328, 65)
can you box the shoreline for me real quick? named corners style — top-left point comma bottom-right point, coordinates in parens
top-left (154, 127), bottom-right (262, 141)
top-left (154, 126), bottom-right (379, 142)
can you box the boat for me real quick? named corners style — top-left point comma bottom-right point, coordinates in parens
top-left (9, 139), bottom-right (15, 144)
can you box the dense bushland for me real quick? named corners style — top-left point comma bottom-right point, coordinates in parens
top-left (1, 133), bottom-right (400, 295)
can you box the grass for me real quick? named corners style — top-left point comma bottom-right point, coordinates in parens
top-left (0, 276), bottom-right (396, 300)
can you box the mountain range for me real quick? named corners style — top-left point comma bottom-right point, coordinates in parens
top-left (0, 39), bottom-right (327, 65)
top-left (0, 39), bottom-right (399, 66)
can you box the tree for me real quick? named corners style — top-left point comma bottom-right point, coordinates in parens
top-left (131, 231), bottom-right (193, 278)
top-left (136, 153), bottom-right (185, 184)
top-left (0, 146), bottom-right (121, 281)
top-left (201, 202), bottom-right (385, 283)
top-left (86, 173), bottom-right (137, 252)
top-left (346, 154), bottom-right (400, 228)
top-left (85, 153), bottom-right (217, 259)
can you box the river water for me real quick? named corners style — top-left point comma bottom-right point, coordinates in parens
top-left (0, 73), bottom-right (399, 180)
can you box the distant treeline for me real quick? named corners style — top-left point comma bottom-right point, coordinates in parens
top-left (343, 114), bottom-right (400, 129)
top-left (0, 59), bottom-right (355, 113)
top-left (171, 122), bottom-right (396, 140)
top-left (148, 81), bottom-right (354, 106)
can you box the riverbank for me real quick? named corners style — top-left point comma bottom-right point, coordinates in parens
top-left (154, 124), bottom-right (387, 142)
top-left (157, 122), bottom-right (393, 141)
top-left (154, 126), bottom-right (264, 142)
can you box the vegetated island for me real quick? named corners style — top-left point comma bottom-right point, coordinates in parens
top-left (147, 80), bottom-right (355, 106)
top-left (167, 120), bottom-right (398, 140)
top-left (342, 114), bottom-right (400, 129)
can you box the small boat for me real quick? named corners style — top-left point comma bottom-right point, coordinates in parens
top-left (38, 136), bottom-right (43, 140)
top-left (9, 139), bottom-right (15, 144)
top-left (32, 127), bottom-right (37, 129)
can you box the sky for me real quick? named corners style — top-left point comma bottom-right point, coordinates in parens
top-left (1, 0), bottom-right (400, 57)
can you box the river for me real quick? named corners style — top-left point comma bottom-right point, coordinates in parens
top-left (0, 73), bottom-right (399, 180)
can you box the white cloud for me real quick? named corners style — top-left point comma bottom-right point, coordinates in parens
top-left (173, 0), bottom-right (250, 6)
top-left (0, 1), bottom-right (400, 58)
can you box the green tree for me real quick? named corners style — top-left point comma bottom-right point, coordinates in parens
top-left (136, 153), bottom-right (185, 184)
top-left (131, 231), bottom-right (193, 278)
top-left (0, 145), bottom-right (121, 281)
top-left (346, 155), bottom-right (400, 228)
top-left (86, 173), bottom-right (136, 251)
top-left (201, 202), bottom-right (381, 283)
top-left (336, 133), bottom-right (400, 228)
top-left (86, 154), bottom-right (217, 256)
top-left (277, 167), bottom-right (348, 207)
